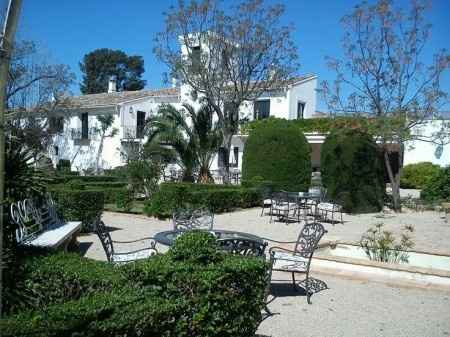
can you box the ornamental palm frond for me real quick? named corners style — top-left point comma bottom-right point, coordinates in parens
top-left (145, 103), bottom-right (222, 183)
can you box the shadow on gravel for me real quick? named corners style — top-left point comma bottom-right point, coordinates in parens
top-left (270, 277), bottom-right (329, 298)
top-left (78, 242), bottom-right (93, 256)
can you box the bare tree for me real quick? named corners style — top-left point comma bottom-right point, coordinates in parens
top-left (154, 0), bottom-right (298, 179)
top-left (321, 0), bottom-right (449, 211)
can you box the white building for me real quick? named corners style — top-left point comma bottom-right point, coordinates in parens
top-left (50, 74), bottom-right (320, 173)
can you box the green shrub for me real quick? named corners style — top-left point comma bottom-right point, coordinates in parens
top-left (242, 118), bottom-right (311, 191)
top-left (1, 288), bottom-right (184, 337)
top-left (6, 253), bottom-right (126, 314)
top-left (49, 175), bottom-right (121, 185)
top-left (51, 189), bottom-right (104, 232)
top-left (321, 129), bottom-right (385, 213)
top-left (116, 189), bottom-right (133, 212)
top-left (144, 183), bottom-right (261, 218)
top-left (421, 166), bottom-right (450, 202)
top-left (3, 233), bottom-right (268, 337)
top-left (400, 162), bottom-right (441, 189)
top-left (55, 159), bottom-right (71, 173)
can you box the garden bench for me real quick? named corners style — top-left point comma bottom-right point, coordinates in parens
top-left (10, 196), bottom-right (81, 251)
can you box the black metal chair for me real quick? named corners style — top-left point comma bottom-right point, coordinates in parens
top-left (269, 222), bottom-right (327, 304)
top-left (95, 220), bottom-right (158, 264)
top-left (217, 237), bottom-right (267, 257)
top-left (173, 207), bottom-right (214, 231)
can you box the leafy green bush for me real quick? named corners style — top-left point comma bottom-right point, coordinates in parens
top-left (116, 189), bottom-right (133, 212)
top-left (3, 232), bottom-right (268, 337)
top-left (400, 162), bottom-right (441, 189)
top-left (51, 189), bottom-right (104, 232)
top-left (55, 159), bottom-right (71, 173)
top-left (1, 288), bottom-right (184, 337)
top-left (50, 175), bottom-right (122, 185)
top-left (321, 129), bottom-right (385, 213)
top-left (242, 118), bottom-right (311, 191)
top-left (5, 253), bottom-right (126, 314)
top-left (421, 165), bottom-right (450, 202)
top-left (144, 183), bottom-right (261, 218)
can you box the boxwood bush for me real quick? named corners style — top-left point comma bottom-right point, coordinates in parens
top-left (400, 162), bottom-right (441, 189)
top-left (321, 129), bottom-right (385, 213)
top-left (3, 232), bottom-right (268, 337)
top-left (51, 189), bottom-right (104, 232)
top-left (421, 165), bottom-right (450, 202)
top-left (242, 118), bottom-right (311, 191)
top-left (144, 182), bottom-right (261, 218)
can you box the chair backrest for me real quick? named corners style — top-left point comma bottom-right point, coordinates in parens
top-left (294, 222), bottom-right (326, 259)
top-left (173, 208), bottom-right (214, 231)
top-left (95, 220), bottom-right (114, 262)
top-left (217, 237), bottom-right (267, 257)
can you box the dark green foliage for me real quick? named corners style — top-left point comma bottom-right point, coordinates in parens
top-left (55, 159), bottom-right (71, 173)
top-left (115, 189), bottom-right (133, 212)
top-left (421, 166), bottom-right (450, 202)
top-left (5, 253), bottom-right (127, 314)
top-left (168, 231), bottom-right (220, 264)
top-left (321, 129), bottom-right (385, 213)
top-left (80, 48), bottom-right (146, 94)
top-left (3, 233), bottom-right (268, 337)
top-left (51, 189), bottom-right (104, 232)
top-left (144, 183), bottom-right (261, 218)
top-left (400, 162), bottom-right (441, 189)
top-left (242, 118), bottom-right (311, 191)
top-left (50, 174), bottom-right (123, 185)
top-left (1, 288), bottom-right (183, 337)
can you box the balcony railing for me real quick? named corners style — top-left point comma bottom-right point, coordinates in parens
top-left (71, 128), bottom-right (96, 140)
top-left (122, 125), bottom-right (145, 139)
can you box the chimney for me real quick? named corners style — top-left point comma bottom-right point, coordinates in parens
top-left (108, 76), bottom-right (117, 93)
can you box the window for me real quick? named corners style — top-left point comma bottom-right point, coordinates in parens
top-left (53, 145), bottom-right (59, 156)
top-left (191, 46), bottom-right (201, 73)
top-left (254, 100), bottom-right (270, 120)
top-left (136, 110), bottom-right (146, 139)
top-left (218, 147), bottom-right (227, 168)
top-left (230, 147), bottom-right (239, 167)
top-left (81, 113), bottom-right (89, 139)
top-left (297, 101), bottom-right (306, 119)
top-left (49, 117), bottom-right (64, 133)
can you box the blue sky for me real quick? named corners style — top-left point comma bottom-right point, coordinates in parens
top-left (16, 0), bottom-right (450, 110)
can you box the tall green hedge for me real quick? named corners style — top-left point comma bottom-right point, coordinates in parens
top-left (51, 189), bottom-right (104, 232)
top-left (144, 183), bottom-right (260, 218)
top-left (3, 232), bottom-right (268, 337)
top-left (400, 162), bottom-right (441, 189)
top-left (321, 129), bottom-right (385, 213)
top-left (242, 119), bottom-right (311, 191)
top-left (421, 165), bottom-right (450, 202)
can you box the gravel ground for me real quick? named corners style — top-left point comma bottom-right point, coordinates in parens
top-left (78, 207), bottom-right (450, 337)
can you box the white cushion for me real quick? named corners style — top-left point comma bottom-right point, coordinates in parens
top-left (263, 199), bottom-right (273, 204)
top-left (112, 248), bottom-right (157, 264)
top-left (25, 221), bottom-right (81, 248)
top-left (271, 251), bottom-right (309, 272)
top-left (318, 202), bottom-right (341, 212)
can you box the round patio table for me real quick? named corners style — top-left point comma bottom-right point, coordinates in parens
top-left (154, 229), bottom-right (263, 246)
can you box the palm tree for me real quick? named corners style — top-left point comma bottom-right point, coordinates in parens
top-left (145, 103), bottom-right (222, 183)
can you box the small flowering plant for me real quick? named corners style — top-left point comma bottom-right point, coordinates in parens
top-left (360, 223), bottom-right (415, 264)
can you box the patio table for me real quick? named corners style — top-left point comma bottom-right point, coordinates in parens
top-left (154, 229), bottom-right (263, 246)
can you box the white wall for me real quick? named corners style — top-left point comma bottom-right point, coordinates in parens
top-left (404, 120), bottom-right (450, 167)
top-left (288, 77), bottom-right (317, 119)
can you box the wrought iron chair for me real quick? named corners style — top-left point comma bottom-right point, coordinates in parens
top-left (95, 220), bottom-right (158, 264)
top-left (260, 189), bottom-right (273, 217)
top-left (270, 191), bottom-right (299, 224)
top-left (173, 207), bottom-right (214, 231)
top-left (269, 222), bottom-right (327, 304)
top-left (316, 190), bottom-right (344, 224)
top-left (217, 237), bottom-right (267, 257)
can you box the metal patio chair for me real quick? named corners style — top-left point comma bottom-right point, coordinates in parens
top-left (217, 237), bottom-right (267, 257)
top-left (269, 222), bottom-right (327, 304)
top-left (173, 207), bottom-right (214, 231)
top-left (95, 220), bottom-right (158, 264)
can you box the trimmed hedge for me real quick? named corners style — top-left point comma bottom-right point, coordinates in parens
top-left (49, 175), bottom-right (123, 185)
top-left (400, 162), bottom-right (441, 189)
top-left (3, 232), bottom-right (268, 337)
top-left (242, 118), bottom-right (311, 191)
top-left (321, 129), bottom-right (385, 213)
top-left (421, 165), bottom-right (450, 202)
top-left (144, 183), bottom-right (261, 218)
top-left (52, 189), bottom-right (104, 232)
